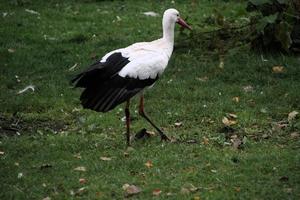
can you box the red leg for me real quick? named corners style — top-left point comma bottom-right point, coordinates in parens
top-left (138, 93), bottom-right (170, 141)
top-left (125, 100), bottom-right (131, 146)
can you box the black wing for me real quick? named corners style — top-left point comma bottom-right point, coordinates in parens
top-left (71, 52), bottom-right (158, 112)
top-left (71, 52), bottom-right (130, 87)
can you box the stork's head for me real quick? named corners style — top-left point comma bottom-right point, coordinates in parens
top-left (163, 8), bottom-right (192, 30)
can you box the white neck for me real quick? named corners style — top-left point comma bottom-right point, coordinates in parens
top-left (162, 17), bottom-right (175, 45)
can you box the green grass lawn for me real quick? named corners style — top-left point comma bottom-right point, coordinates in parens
top-left (1, 0), bottom-right (300, 199)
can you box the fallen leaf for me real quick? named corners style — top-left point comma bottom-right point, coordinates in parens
top-left (181, 184), bottom-right (199, 194)
top-left (123, 184), bottom-right (141, 197)
top-left (17, 85), bottom-right (35, 94)
top-left (272, 121), bottom-right (289, 130)
top-left (152, 189), bottom-right (162, 196)
top-left (222, 117), bottom-right (237, 126)
top-left (219, 60), bottom-right (224, 69)
top-left (142, 11), bottom-right (159, 17)
top-left (74, 187), bottom-right (87, 196)
top-left (290, 132), bottom-right (299, 139)
top-left (166, 192), bottom-right (173, 196)
top-left (122, 183), bottom-right (130, 190)
top-left (228, 113), bottom-right (237, 119)
top-left (0, 151), bottom-right (4, 155)
top-left (145, 160), bottom-right (153, 168)
top-left (146, 130), bottom-right (156, 136)
top-left (196, 76), bottom-right (209, 82)
top-left (231, 138), bottom-right (242, 149)
top-left (202, 137), bottom-right (209, 145)
top-left (288, 111), bottom-right (298, 122)
top-left (68, 63), bottom-right (78, 71)
top-left (79, 178), bottom-right (87, 184)
top-left (8, 48), bottom-right (15, 53)
top-left (235, 187), bottom-right (241, 192)
top-left (194, 196), bottom-right (201, 200)
top-left (100, 156), bottom-right (112, 161)
top-left (74, 166), bottom-right (86, 172)
top-left (42, 197), bottom-right (51, 200)
top-left (17, 172), bottom-right (23, 179)
top-left (232, 96), bottom-right (240, 103)
top-left (272, 65), bottom-right (285, 73)
top-left (25, 9), bottom-right (40, 15)
top-left (174, 122), bottom-right (183, 127)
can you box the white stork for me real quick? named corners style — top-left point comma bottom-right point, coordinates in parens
top-left (72, 8), bottom-right (192, 146)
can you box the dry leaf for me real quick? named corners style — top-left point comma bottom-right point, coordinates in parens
top-left (290, 132), bottom-right (299, 139)
top-left (142, 11), bottom-right (159, 17)
top-left (100, 156), bottom-right (112, 161)
top-left (219, 60), bottom-right (224, 69)
top-left (222, 117), bottom-right (237, 126)
top-left (272, 65), bottom-right (285, 73)
top-left (8, 48), bottom-right (16, 53)
top-left (202, 137), bottom-right (209, 145)
top-left (17, 85), bottom-right (35, 94)
top-left (42, 197), bottom-right (51, 200)
top-left (152, 189), bottom-right (162, 196)
top-left (0, 151), bottom-right (4, 155)
top-left (232, 96), bottom-right (240, 103)
top-left (196, 76), bottom-right (209, 82)
top-left (17, 172), bottom-right (23, 179)
top-left (231, 138), bottom-right (242, 149)
top-left (75, 187), bottom-right (87, 196)
top-left (235, 187), bottom-right (241, 192)
top-left (194, 196), bottom-right (201, 200)
top-left (174, 122), bottom-right (183, 127)
top-left (181, 184), bottom-right (199, 194)
top-left (145, 160), bottom-right (153, 168)
top-left (74, 166), bottom-right (86, 172)
top-left (68, 63), bottom-right (78, 71)
top-left (25, 9), bottom-right (40, 15)
top-left (146, 130), bottom-right (156, 136)
top-left (288, 111), bottom-right (298, 122)
top-left (228, 113), bottom-right (237, 119)
top-left (122, 183), bottom-right (130, 190)
top-left (79, 178), bottom-right (87, 184)
top-left (123, 184), bottom-right (141, 197)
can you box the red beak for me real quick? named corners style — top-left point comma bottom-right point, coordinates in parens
top-left (176, 17), bottom-right (192, 30)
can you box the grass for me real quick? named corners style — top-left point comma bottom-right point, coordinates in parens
top-left (1, 0), bottom-right (300, 199)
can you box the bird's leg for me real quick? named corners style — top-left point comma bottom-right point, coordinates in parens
top-left (138, 93), bottom-right (170, 141)
top-left (125, 100), bottom-right (131, 146)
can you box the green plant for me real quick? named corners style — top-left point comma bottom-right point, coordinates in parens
top-left (247, 0), bottom-right (300, 53)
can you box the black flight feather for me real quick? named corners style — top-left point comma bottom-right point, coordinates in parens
top-left (71, 52), bottom-right (158, 112)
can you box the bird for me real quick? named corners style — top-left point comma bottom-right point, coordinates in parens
top-left (71, 8), bottom-right (192, 146)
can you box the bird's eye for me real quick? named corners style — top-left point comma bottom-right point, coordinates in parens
top-left (176, 14), bottom-right (179, 17)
